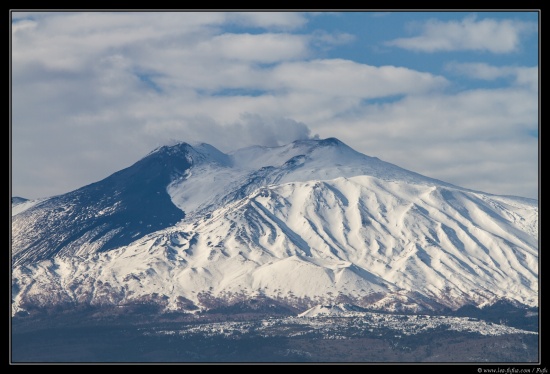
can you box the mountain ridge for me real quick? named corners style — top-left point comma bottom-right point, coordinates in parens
top-left (11, 137), bottom-right (538, 316)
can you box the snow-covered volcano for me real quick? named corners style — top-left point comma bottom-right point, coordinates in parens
top-left (11, 138), bottom-right (538, 315)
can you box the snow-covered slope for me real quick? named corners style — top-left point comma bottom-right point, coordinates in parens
top-left (11, 138), bottom-right (538, 315)
top-left (11, 143), bottom-right (198, 266)
top-left (298, 303), bottom-right (368, 317)
top-left (168, 138), bottom-right (458, 218)
top-left (11, 197), bottom-right (48, 216)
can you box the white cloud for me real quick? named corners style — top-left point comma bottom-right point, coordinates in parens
top-left (144, 114), bottom-right (313, 152)
top-left (269, 59), bottom-right (448, 98)
top-left (202, 33), bottom-right (309, 62)
top-left (447, 62), bottom-right (514, 80)
top-left (315, 86), bottom-right (538, 199)
top-left (12, 19), bottom-right (37, 33)
top-left (310, 30), bottom-right (356, 48)
top-left (446, 62), bottom-right (538, 91)
top-left (11, 12), bottom-right (538, 200)
top-left (515, 66), bottom-right (538, 91)
top-left (226, 12), bottom-right (307, 30)
top-left (386, 16), bottom-right (536, 53)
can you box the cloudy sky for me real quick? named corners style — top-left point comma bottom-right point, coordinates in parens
top-left (11, 11), bottom-right (539, 200)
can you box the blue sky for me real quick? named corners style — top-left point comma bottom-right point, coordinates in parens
top-left (11, 11), bottom-right (539, 199)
